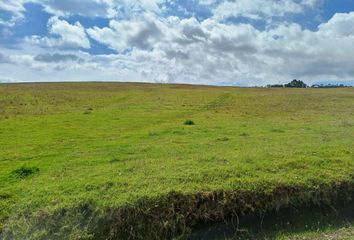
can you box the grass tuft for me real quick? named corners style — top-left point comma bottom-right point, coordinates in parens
top-left (271, 128), bottom-right (285, 133)
top-left (110, 158), bottom-right (120, 163)
top-left (10, 166), bottom-right (39, 179)
top-left (0, 193), bottom-right (11, 199)
top-left (217, 137), bottom-right (230, 141)
top-left (184, 120), bottom-right (195, 125)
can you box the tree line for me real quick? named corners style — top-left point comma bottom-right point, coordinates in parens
top-left (267, 79), bottom-right (352, 88)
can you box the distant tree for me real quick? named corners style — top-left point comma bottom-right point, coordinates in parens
top-left (267, 84), bottom-right (284, 88)
top-left (285, 79), bottom-right (308, 88)
top-left (311, 83), bottom-right (348, 88)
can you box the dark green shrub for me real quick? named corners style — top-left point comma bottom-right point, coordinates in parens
top-left (271, 129), bottom-right (285, 133)
top-left (0, 193), bottom-right (11, 199)
top-left (110, 158), bottom-right (120, 163)
top-left (184, 120), bottom-right (195, 125)
top-left (11, 166), bottom-right (39, 179)
top-left (217, 137), bottom-right (230, 141)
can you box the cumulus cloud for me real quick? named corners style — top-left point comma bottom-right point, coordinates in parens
top-left (0, 0), bottom-right (166, 24)
top-left (38, 0), bottom-right (165, 18)
top-left (210, 0), bottom-right (319, 20)
top-left (0, 0), bottom-right (117, 23)
top-left (39, 0), bottom-right (118, 18)
top-left (318, 12), bottom-right (354, 37)
top-left (85, 10), bottom-right (354, 85)
top-left (34, 53), bottom-right (82, 63)
top-left (87, 14), bottom-right (163, 52)
top-left (1, 0), bottom-right (354, 85)
top-left (4, 51), bottom-right (92, 73)
top-left (0, 1), bottom-right (26, 14)
top-left (27, 16), bottom-right (90, 49)
top-left (0, 0), bottom-right (27, 26)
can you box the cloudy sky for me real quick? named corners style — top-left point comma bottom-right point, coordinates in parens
top-left (0, 0), bottom-right (354, 86)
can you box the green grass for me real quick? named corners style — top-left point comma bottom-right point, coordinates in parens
top-left (0, 83), bottom-right (353, 239)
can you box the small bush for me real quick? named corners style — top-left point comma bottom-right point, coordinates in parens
top-left (11, 166), bottom-right (39, 179)
top-left (184, 120), bottom-right (195, 125)
top-left (240, 132), bottom-right (249, 137)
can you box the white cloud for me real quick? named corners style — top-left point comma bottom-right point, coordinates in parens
top-left (0, 1), bottom-right (25, 13)
top-left (318, 12), bottom-right (354, 37)
top-left (1, 1), bottom-right (354, 85)
top-left (0, 0), bottom-right (27, 26)
top-left (136, 0), bottom-right (164, 12)
top-left (39, 0), bottom-right (118, 18)
top-left (212, 0), bottom-right (319, 20)
top-left (0, 48), bottom-right (142, 82)
top-left (0, 0), bottom-right (165, 26)
top-left (0, 0), bottom-right (118, 20)
top-left (87, 13), bottom-right (163, 52)
top-left (26, 16), bottom-right (90, 49)
top-left (84, 11), bottom-right (354, 85)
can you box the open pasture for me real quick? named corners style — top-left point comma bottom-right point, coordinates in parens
top-left (0, 83), bottom-right (353, 239)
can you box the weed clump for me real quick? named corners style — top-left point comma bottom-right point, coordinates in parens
top-left (11, 166), bottom-right (39, 179)
top-left (240, 132), bottom-right (249, 137)
top-left (110, 158), bottom-right (120, 163)
top-left (148, 131), bottom-right (158, 137)
top-left (184, 120), bottom-right (195, 125)
top-left (0, 193), bottom-right (11, 199)
top-left (84, 107), bottom-right (93, 114)
top-left (271, 129), bottom-right (285, 133)
top-left (217, 137), bottom-right (230, 141)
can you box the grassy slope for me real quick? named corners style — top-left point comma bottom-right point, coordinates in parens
top-left (0, 83), bottom-right (353, 238)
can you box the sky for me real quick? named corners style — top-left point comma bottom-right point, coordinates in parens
top-left (0, 0), bottom-right (354, 86)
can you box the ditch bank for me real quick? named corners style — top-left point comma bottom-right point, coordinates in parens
top-left (2, 180), bottom-right (354, 240)
top-left (189, 197), bottom-right (354, 239)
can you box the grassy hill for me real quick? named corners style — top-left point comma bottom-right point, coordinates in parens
top-left (0, 83), bottom-right (353, 239)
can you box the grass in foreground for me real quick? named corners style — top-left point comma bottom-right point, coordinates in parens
top-left (0, 83), bottom-right (353, 239)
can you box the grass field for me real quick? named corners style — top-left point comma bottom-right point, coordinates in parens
top-left (0, 83), bottom-right (353, 239)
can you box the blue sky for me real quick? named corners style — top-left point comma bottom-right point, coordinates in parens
top-left (1, 0), bottom-right (354, 85)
